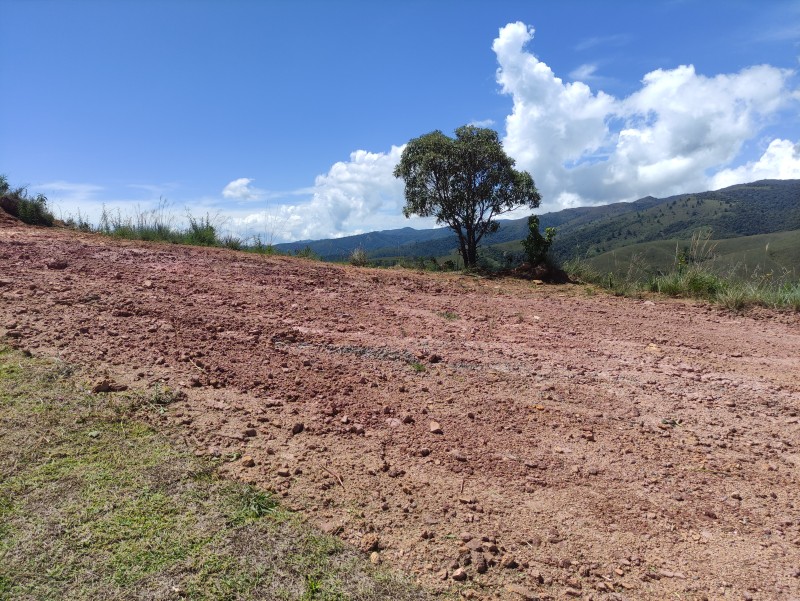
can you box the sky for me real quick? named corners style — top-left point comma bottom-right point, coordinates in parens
top-left (2, 0), bottom-right (800, 242)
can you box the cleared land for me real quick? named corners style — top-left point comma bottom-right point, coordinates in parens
top-left (2, 221), bottom-right (800, 600)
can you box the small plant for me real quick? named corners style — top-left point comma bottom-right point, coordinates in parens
top-left (437, 310), bottom-right (459, 320)
top-left (295, 246), bottom-right (319, 260)
top-left (521, 215), bottom-right (556, 266)
top-left (221, 234), bottom-right (243, 250)
top-left (349, 246), bottom-right (369, 267)
top-left (409, 361), bottom-right (426, 373)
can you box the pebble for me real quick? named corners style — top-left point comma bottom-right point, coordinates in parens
top-left (277, 468), bottom-right (291, 477)
top-left (451, 567), bottom-right (467, 581)
top-left (241, 456), bottom-right (255, 468)
top-left (370, 551), bottom-right (380, 565)
top-left (430, 421), bottom-right (443, 434)
top-left (291, 422), bottom-right (304, 435)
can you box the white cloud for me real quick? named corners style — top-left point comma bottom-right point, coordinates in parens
top-left (569, 63), bottom-right (598, 80)
top-left (494, 21), bottom-right (798, 211)
top-left (229, 145), bottom-right (439, 242)
top-left (222, 177), bottom-right (263, 200)
top-left (468, 118), bottom-right (496, 127)
top-left (710, 138), bottom-right (800, 189)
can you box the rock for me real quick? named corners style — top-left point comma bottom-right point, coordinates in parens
top-left (291, 422), bottom-right (305, 435)
top-left (244, 428), bottom-right (257, 437)
top-left (388, 467), bottom-right (405, 478)
top-left (370, 551), bottom-right (380, 565)
top-left (241, 456), bottom-right (255, 468)
top-left (428, 354), bottom-right (442, 364)
top-left (500, 554), bottom-right (518, 569)
top-left (46, 260), bottom-right (68, 270)
top-left (450, 450), bottom-right (468, 462)
top-left (386, 417), bottom-right (402, 428)
top-left (277, 468), bottom-right (291, 477)
top-left (472, 551), bottom-right (488, 574)
top-left (91, 379), bottom-right (128, 393)
top-left (451, 567), bottom-right (467, 581)
top-left (360, 533), bottom-right (381, 553)
top-left (505, 584), bottom-right (537, 600)
top-left (430, 421), bottom-right (443, 434)
top-left (459, 531), bottom-right (474, 542)
top-left (419, 447), bottom-right (431, 457)
top-left (564, 588), bottom-right (582, 597)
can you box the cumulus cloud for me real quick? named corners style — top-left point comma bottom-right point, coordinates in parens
top-left (229, 145), bottom-right (440, 242)
top-left (222, 177), bottom-right (263, 200)
top-left (710, 139), bottom-right (800, 189)
top-left (494, 22), bottom-right (798, 210)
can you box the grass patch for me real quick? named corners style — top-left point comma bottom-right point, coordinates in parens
top-left (563, 229), bottom-right (800, 312)
top-left (0, 347), bottom-right (426, 601)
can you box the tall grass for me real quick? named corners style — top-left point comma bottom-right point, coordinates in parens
top-left (564, 229), bottom-right (800, 312)
top-left (0, 175), bottom-right (55, 226)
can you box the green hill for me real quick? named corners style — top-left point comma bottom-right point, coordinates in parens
top-left (274, 179), bottom-right (800, 271)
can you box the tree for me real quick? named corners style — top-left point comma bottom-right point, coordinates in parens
top-left (521, 215), bottom-right (556, 266)
top-left (393, 125), bottom-right (541, 268)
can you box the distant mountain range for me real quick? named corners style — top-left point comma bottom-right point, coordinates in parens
top-left (275, 179), bottom-right (800, 270)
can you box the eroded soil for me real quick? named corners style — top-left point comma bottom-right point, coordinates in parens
top-left (2, 221), bottom-right (799, 601)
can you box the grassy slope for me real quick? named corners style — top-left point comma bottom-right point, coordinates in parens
top-left (0, 348), bottom-right (426, 601)
top-left (586, 229), bottom-right (800, 278)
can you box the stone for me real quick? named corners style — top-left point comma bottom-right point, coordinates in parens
top-left (46, 260), bottom-right (68, 270)
top-left (451, 567), bottom-right (467, 581)
top-left (370, 551), bottom-right (380, 565)
top-left (430, 421), bottom-right (443, 434)
top-left (241, 456), bottom-right (255, 468)
top-left (500, 554), bottom-right (518, 569)
top-left (291, 422), bottom-right (305, 435)
top-left (472, 551), bottom-right (488, 574)
top-left (277, 468), bottom-right (291, 477)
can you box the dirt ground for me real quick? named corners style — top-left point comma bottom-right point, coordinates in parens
top-left (2, 220), bottom-right (799, 601)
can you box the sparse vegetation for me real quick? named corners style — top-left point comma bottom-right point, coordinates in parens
top-left (0, 174), bottom-right (55, 226)
top-left (0, 347), bottom-right (425, 601)
top-left (564, 229), bottom-right (800, 311)
top-left (349, 246), bottom-right (369, 267)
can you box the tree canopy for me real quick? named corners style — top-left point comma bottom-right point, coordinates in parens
top-left (393, 125), bottom-right (540, 268)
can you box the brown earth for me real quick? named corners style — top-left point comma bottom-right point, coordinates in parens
top-left (2, 221), bottom-right (800, 601)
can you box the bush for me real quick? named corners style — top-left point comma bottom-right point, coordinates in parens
top-left (521, 215), bottom-right (556, 266)
top-left (349, 247), bottom-right (369, 267)
top-left (0, 175), bottom-right (55, 226)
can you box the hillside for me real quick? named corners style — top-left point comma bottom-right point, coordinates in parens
top-left (274, 179), bottom-right (800, 269)
top-left (2, 219), bottom-right (800, 599)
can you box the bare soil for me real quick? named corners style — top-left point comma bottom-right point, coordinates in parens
top-left (2, 222), bottom-right (800, 601)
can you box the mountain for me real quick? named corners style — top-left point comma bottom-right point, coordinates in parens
top-left (274, 179), bottom-right (800, 266)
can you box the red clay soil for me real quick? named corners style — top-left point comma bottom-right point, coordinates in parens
top-left (2, 221), bottom-right (800, 601)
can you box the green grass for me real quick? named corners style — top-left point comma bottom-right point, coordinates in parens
top-left (0, 347), bottom-right (426, 601)
top-left (0, 175), bottom-right (55, 227)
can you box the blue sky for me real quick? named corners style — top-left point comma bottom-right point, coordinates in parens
top-left (2, 0), bottom-right (800, 242)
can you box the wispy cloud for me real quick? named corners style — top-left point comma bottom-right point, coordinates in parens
top-left (468, 118), bottom-right (496, 128)
top-left (574, 33), bottom-right (630, 52)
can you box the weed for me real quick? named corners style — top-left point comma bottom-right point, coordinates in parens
top-left (349, 246), bottom-right (369, 267)
top-left (437, 311), bottom-right (459, 321)
top-left (409, 361), bottom-right (426, 373)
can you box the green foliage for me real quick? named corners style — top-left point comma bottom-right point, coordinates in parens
top-left (394, 125), bottom-right (541, 268)
top-left (521, 215), bottom-right (556, 266)
top-left (0, 174), bottom-right (55, 226)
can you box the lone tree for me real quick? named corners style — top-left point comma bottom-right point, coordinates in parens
top-left (394, 125), bottom-right (540, 268)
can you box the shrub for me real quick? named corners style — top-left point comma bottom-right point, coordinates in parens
top-left (521, 215), bottom-right (556, 266)
top-left (0, 175), bottom-right (55, 226)
top-left (349, 247), bottom-right (369, 267)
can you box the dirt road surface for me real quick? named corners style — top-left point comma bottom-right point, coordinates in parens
top-left (2, 221), bottom-right (799, 600)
